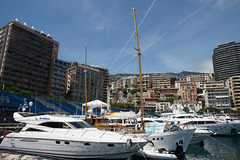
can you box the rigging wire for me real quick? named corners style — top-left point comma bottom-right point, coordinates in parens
top-left (108, 11), bottom-right (132, 69)
top-left (137, 0), bottom-right (156, 35)
top-left (113, 54), bottom-right (136, 73)
top-left (209, 136), bottom-right (240, 155)
top-left (109, 0), bottom-right (156, 73)
top-left (79, 44), bottom-right (86, 64)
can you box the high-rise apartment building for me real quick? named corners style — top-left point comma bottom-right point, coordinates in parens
top-left (51, 59), bottom-right (70, 98)
top-left (204, 81), bottom-right (231, 109)
top-left (65, 63), bottom-right (109, 103)
top-left (212, 41), bottom-right (240, 81)
top-left (152, 73), bottom-right (171, 89)
top-left (226, 76), bottom-right (240, 109)
top-left (0, 20), bottom-right (59, 95)
top-left (205, 88), bottom-right (231, 109)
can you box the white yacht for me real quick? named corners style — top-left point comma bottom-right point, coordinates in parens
top-left (216, 114), bottom-right (240, 124)
top-left (134, 119), bottom-right (195, 154)
top-left (88, 112), bottom-right (195, 158)
top-left (0, 112), bottom-right (148, 159)
top-left (170, 113), bottom-right (240, 137)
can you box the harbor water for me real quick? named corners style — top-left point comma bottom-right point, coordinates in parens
top-left (1, 135), bottom-right (240, 160)
top-left (130, 135), bottom-right (240, 160)
top-left (185, 135), bottom-right (240, 160)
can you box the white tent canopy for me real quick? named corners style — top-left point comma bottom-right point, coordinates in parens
top-left (82, 100), bottom-right (108, 108)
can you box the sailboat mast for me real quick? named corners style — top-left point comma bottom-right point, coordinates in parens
top-left (132, 8), bottom-right (144, 127)
top-left (85, 44), bottom-right (88, 118)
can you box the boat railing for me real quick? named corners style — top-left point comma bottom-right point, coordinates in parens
top-left (140, 132), bottom-right (152, 139)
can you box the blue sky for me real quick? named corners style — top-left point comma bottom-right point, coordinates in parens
top-left (1, 0), bottom-right (240, 75)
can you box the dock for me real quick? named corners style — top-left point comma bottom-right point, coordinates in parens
top-left (0, 123), bottom-right (24, 136)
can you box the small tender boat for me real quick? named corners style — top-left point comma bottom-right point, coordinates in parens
top-left (0, 112), bottom-right (147, 159)
top-left (136, 148), bottom-right (177, 159)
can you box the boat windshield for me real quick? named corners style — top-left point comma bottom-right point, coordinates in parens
top-left (69, 121), bottom-right (93, 129)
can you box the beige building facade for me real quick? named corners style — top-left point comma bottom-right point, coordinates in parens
top-left (226, 76), bottom-right (240, 109)
top-left (152, 73), bottom-right (171, 89)
top-left (180, 83), bottom-right (197, 103)
top-left (204, 81), bottom-right (231, 109)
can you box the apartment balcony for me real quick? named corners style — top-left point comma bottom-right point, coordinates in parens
top-left (215, 95), bottom-right (229, 99)
top-left (216, 104), bottom-right (231, 107)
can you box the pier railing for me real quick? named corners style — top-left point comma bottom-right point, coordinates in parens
top-left (0, 123), bottom-right (25, 136)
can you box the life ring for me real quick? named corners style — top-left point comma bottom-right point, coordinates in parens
top-left (183, 125), bottom-right (188, 130)
top-left (126, 138), bottom-right (132, 148)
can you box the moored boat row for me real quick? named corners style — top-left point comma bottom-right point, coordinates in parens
top-left (0, 109), bottom-right (199, 160)
top-left (0, 112), bottom-right (148, 159)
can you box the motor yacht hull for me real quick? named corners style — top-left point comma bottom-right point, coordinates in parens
top-left (0, 112), bottom-right (148, 159)
top-left (208, 123), bottom-right (240, 136)
top-left (146, 129), bottom-right (195, 153)
top-left (0, 133), bottom-right (146, 159)
top-left (180, 123), bottom-right (240, 137)
top-left (130, 128), bottom-right (195, 154)
top-left (190, 129), bottom-right (212, 144)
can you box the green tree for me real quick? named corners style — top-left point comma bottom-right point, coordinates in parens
top-left (183, 107), bottom-right (189, 112)
top-left (197, 88), bottom-right (203, 94)
top-left (204, 107), bottom-right (220, 113)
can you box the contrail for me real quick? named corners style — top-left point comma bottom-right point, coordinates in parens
top-left (138, 0), bottom-right (156, 28)
top-left (141, 6), bottom-right (203, 53)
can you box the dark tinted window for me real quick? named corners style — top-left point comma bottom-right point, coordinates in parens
top-left (69, 121), bottom-right (92, 129)
top-left (108, 144), bottom-right (114, 147)
top-left (40, 122), bottom-right (64, 128)
top-left (206, 121), bottom-right (217, 124)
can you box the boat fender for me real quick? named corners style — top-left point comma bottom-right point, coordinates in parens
top-left (135, 123), bottom-right (141, 129)
top-left (126, 138), bottom-right (133, 148)
top-left (158, 148), bottom-right (168, 154)
top-left (149, 141), bottom-right (154, 147)
top-left (183, 125), bottom-right (188, 130)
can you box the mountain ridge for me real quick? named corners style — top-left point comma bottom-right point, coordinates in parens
top-left (109, 71), bottom-right (209, 82)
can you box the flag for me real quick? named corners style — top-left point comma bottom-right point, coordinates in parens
top-left (3, 130), bottom-right (8, 139)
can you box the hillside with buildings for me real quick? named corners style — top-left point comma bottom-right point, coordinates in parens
top-left (110, 72), bottom-right (240, 113)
